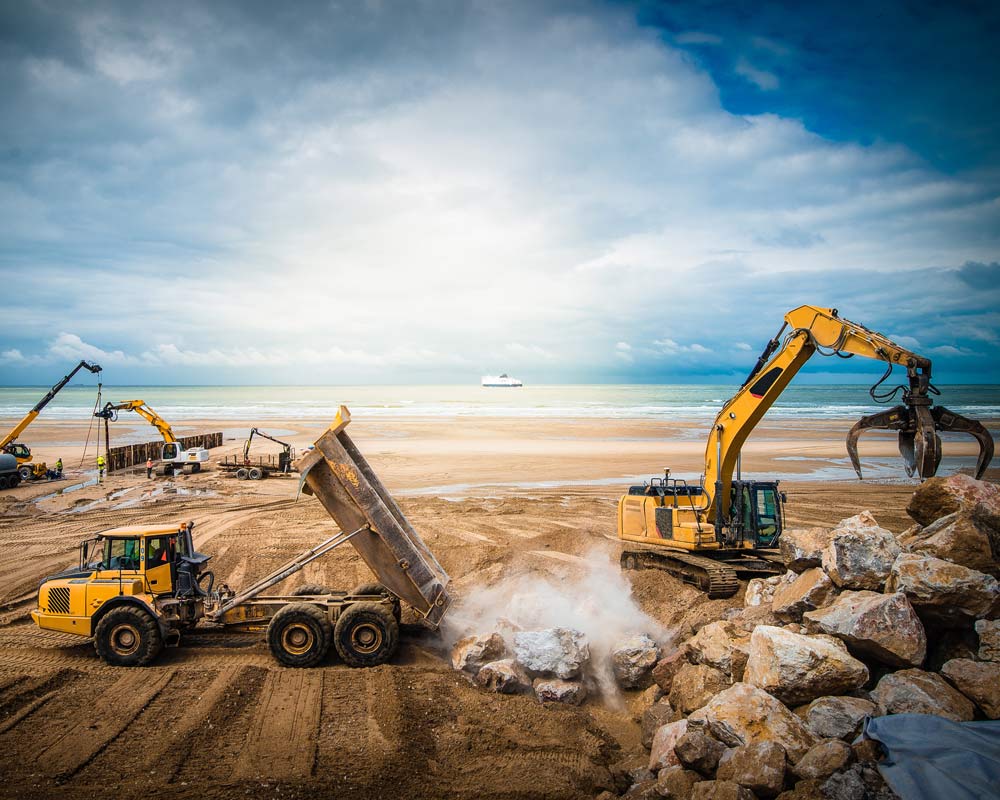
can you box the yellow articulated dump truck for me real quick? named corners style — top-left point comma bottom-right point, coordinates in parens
top-left (32, 407), bottom-right (452, 667)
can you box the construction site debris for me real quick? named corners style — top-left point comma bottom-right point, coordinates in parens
top-left (533, 676), bottom-right (588, 704)
top-left (674, 729), bottom-right (727, 776)
top-left (651, 645), bottom-right (691, 692)
top-left (900, 509), bottom-right (1000, 577)
top-left (977, 618), bottom-right (1000, 660)
top-left (512, 627), bottom-right (590, 679)
top-left (802, 589), bottom-right (927, 667)
top-left (743, 625), bottom-right (869, 705)
top-left (715, 740), bottom-right (787, 798)
top-left (870, 668), bottom-right (976, 721)
top-left (475, 658), bottom-right (531, 694)
top-left (648, 718), bottom-right (688, 772)
top-left (939, 658), bottom-right (1000, 718)
top-left (610, 634), bottom-right (660, 688)
top-left (906, 473), bottom-right (1000, 526)
top-left (655, 766), bottom-right (701, 799)
top-left (687, 683), bottom-right (818, 762)
top-left (820, 514), bottom-right (901, 590)
top-left (771, 567), bottom-right (838, 621)
top-left (641, 699), bottom-right (680, 748)
top-left (668, 663), bottom-right (729, 714)
top-left (789, 739), bottom-right (852, 782)
top-left (780, 526), bottom-right (837, 573)
top-left (795, 695), bottom-right (875, 741)
top-left (886, 552), bottom-right (1000, 621)
top-left (451, 632), bottom-right (506, 674)
top-left (686, 620), bottom-right (750, 680)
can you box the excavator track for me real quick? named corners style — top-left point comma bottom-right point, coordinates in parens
top-left (620, 548), bottom-right (740, 599)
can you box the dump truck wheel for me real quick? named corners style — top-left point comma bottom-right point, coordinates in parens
top-left (94, 606), bottom-right (163, 667)
top-left (9, 473), bottom-right (19, 487)
top-left (248, 467), bottom-right (264, 480)
top-left (334, 602), bottom-right (398, 667)
top-left (290, 584), bottom-right (333, 596)
top-left (351, 582), bottom-right (401, 622)
top-left (235, 468), bottom-right (249, 480)
top-left (0, 477), bottom-right (8, 490)
top-left (267, 603), bottom-right (332, 668)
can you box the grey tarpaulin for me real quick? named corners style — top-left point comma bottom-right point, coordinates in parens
top-left (862, 714), bottom-right (1000, 800)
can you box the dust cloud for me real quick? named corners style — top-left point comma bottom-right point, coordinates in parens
top-left (444, 545), bottom-right (675, 698)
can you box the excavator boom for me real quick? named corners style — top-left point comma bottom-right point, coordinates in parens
top-left (95, 400), bottom-right (178, 443)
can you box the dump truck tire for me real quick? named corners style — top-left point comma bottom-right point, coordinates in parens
top-left (334, 601), bottom-right (398, 667)
top-left (267, 602), bottom-right (332, 667)
top-left (0, 477), bottom-right (8, 490)
top-left (352, 582), bottom-right (401, 622)
top-left (291, 584), bottom-right (333, 596)
top-left (94, 606), bottom-right (163, 667)
top-left (9, 473), bottom-right (19, 487)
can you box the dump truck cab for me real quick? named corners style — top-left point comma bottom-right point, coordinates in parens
top-left (32, 522), bottom-right (212, 664)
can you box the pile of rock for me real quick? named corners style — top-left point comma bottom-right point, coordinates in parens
top-left (609, 475), bottom-right (1000, 799)
top-left (452, 625), bottom-right (662, 705)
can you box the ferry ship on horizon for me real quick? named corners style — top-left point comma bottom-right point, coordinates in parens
top-left (481, 373), bottom-right (523, 387)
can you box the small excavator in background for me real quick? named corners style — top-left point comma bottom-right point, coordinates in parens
top-left (619, 305), bottom-right (995, 598)
top-left (95, 400), bottom-right (210, 475)
top-left (1, 360), bottom-right (102, 481)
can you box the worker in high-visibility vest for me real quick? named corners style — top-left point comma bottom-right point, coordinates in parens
top-left (97, 454), bottom-right (106, 481)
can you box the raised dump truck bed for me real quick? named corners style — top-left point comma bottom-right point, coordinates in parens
top-left (294, 406), bottom-right (452, 627)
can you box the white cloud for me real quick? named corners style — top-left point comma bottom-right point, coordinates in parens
top-left (735, 342), bottom-right (753, 351)
top-left (734, 57), bottom-right (780, 90)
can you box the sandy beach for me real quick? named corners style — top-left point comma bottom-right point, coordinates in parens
top-left (0, 411), bottom-right (996, 799)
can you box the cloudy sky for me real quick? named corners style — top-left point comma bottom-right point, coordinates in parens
top-left (1, 0), bottom-right (998, 385)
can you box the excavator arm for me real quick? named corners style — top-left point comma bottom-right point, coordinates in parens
top-left (243, 428), bottom-right (292, 461)
top-left (1, 360), bottom-right (102, 458)
top-left (703, 306), bottom-right (993, 527)
top-left (95, 401), bottom-right (178, 444)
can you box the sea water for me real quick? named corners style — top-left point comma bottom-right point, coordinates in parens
top-left (0, 384), bottom-right (997, 422)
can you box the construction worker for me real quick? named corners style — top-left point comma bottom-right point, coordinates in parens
top-left (54, 458), bottom-right (63, 477)
top-left (146, 457), bottom-right (154, 479)
top-left (97, 454), bottom-right (106, 481)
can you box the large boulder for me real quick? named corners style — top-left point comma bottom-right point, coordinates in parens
top-left (656, 767), bottom-right (702, 800)
top-left (451, 632), bottom-right (507, 674)
top-left (648, 719), bottom-right (688, 772)
top-left (977, 619), bottom-right (1000, 661)
top-left (691, 781), bottom-right (757, 800)
top-left (885, 552), bottom-right (1000, 622)
top-left (781, 527), bottom-right (836, 572)
top-left (641, 699), bottom-right (680, 749)
top-left (652, 645), bottom-right (692, 693)
top-left (674, 729), bottom-right (727, 776)
top-left (687, 683), bottom-right (818, 762)
top-left (802, 590), bottom-right (927, 667)
top-left (744, 626), bottom-right (868, 705)
top-left (940, 658), bottom-right (1000, 719)
top-left (475, 659), bottom-right (531, 694)
top-left (772, 568), bottom-right (839, 621)
top-left (668, 662), bottom-right (731, 714)
top-left (821, 519), bottom-right (901, 591)
top-left (688, 620), bottom-right (752, 680)
top-left (870, 668), bottom-right (975, 721)
top-left (532, 677), bottom-right (587, 705)
top-left (611, 634), bottom-right (661, 689)
top-left (715, 740), bottom-right (787, 797)
top-left (512, 627), bottom-right (589, 678)
top-left (791, 740), bottom-right (852, 782)
top-left (900, 511), bottom-right (999, 578)
top-left (796, 695), bottom-right (876, 741)
top-left (907, 474), bottom-right (1000, 526)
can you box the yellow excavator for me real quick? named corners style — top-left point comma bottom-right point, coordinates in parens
top-left (618, 305), bottom-right (995, 597)
top-left (94, 400), bottom-right (210, 475)
top-left (1, 360), bottom-right (103, 481)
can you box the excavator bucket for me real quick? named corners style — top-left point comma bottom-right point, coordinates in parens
top-left (847, 403), bottom-right (994, 480)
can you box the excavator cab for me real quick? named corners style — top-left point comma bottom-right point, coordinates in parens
top-left (728, 480), bottom-right (784, 548)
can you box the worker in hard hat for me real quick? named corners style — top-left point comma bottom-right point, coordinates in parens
top-left (97, 454), bottom-right (106, 481)
top-left (54, 458), bottom-right (63, 477)
top-left (146, 457), bottom-right (154, 479)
